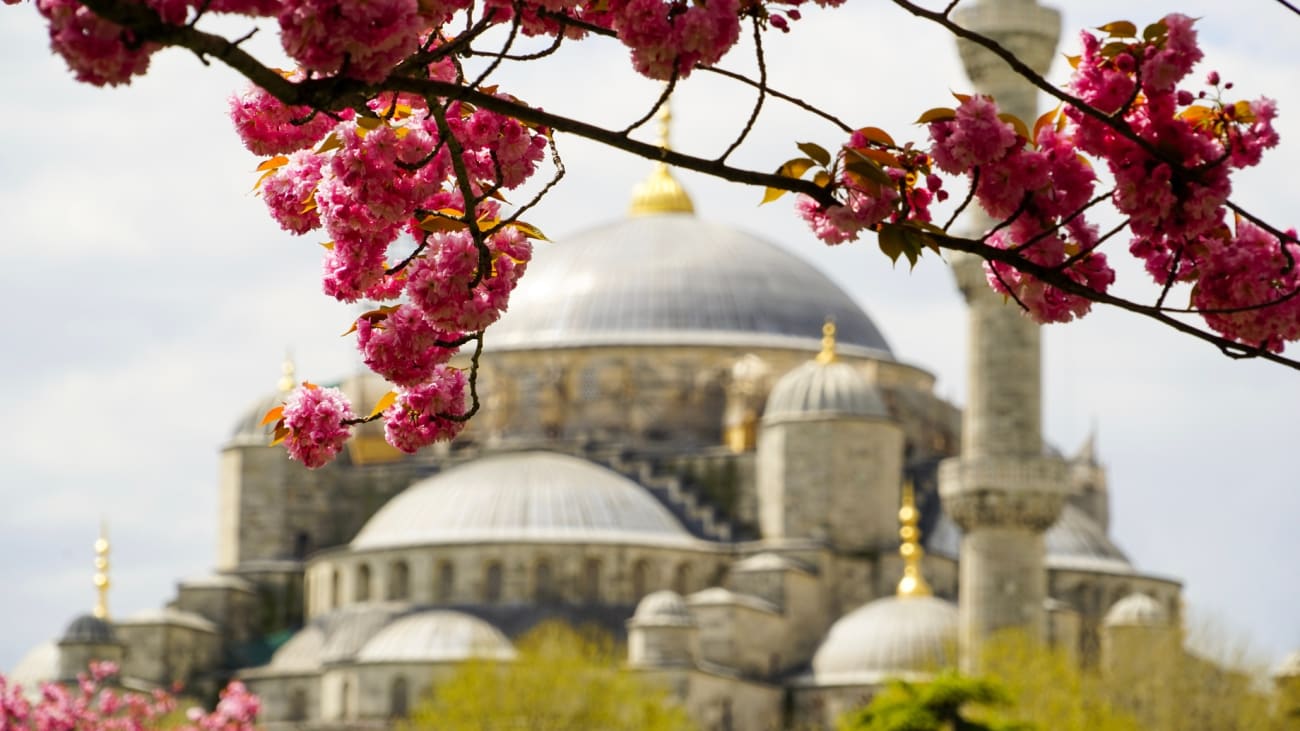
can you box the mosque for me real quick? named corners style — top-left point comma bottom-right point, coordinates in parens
top-left (11, 0), bottom-right (1300, 728)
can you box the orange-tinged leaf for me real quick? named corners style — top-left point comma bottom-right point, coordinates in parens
top-left (1065, 54), bottom-right (1081, 69)
top-left (812, 171), bottom-right (832, 188)
top-left (1097, 20), bottom-right (1137, 38)
top-left (256, 155), bottom-right (290, 172)
top-left (368, 390), bottom-right (398, 418)
top-left (270, 425), bottom-right (289, 447)
top-left (356, 116), bottom-right (385, 130)
top-left (760, 186), bottom-right (788, 205)
top-left (916, 107), bottom-right (957, 124)
top-left (1032, 105), bottom-right (1061, 144)
top-left (778, 157), bottom-right (817, 180)
top-left (320, 241), bottom-right (335, 250)
top-left (508, 221), bottom-right (550, 241)
top-left (951, 92), bottom-right (972, 104)
top-left (260, 405), bottom-right (285, 426)
top-left (855, 126), bottom-right (896, 147)
top-left (303, 381), bottom-right (319, 390)
top-left (315, 132), bottom-right (343, 154)
top-left (1232, 100), bottom-right (1256, 124)
top-left (998, 112), bottom-right (1030, 141)
top-left (850, 146), bottom-right (900, 168)
top-left (252, 168), bottom-right (277, 192)
top-left (417, 215), bottom-right (468, 234)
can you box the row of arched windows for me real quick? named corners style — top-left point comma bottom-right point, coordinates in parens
top-left (324, 556), bottom-right (705, 609)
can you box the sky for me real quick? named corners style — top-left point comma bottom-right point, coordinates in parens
top-left (1, 1), bottom-right (1298, 674)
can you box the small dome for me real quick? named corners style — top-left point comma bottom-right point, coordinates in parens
top-left (60, 614), bottom-right (116, 645)
top-left (632, 591), bottom-right (694, 626)
top-left (687, 588), bottom-right (780, 614)
top-left (351, 452), bottom-right (693, 550)
top-left (1274, 650), bottom-right (1300, 679)
top-left (811, 596), bottom-right (958, 686)
top-left (731, 552), bottom-right (815, 574)
top-left (1104, 593), bottom-right (1168, 628)
top-left (266, 624), bottom-right (325, 673)
top-left (356, 610), bottom-right (515, 664)
top-left (764, 360), bottom-right (887, 421)
top-left (227, 392), bottom-right (283, 448)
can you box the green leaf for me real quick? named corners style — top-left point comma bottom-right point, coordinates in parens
top-left (796, 142), bottom-right (832, 167)
top-left (878, 223), bottom-right (907, 265)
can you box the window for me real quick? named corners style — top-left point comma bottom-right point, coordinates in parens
top-left (673, 562), bottom-right (693, 595)
top-left (293, 531), bottom-right (311, 560)
top-left (435, 560), bottom-right (455, 603)
top-left (581, 558), bottom-right (602, 603)
top-left (356, 564), bottom-right (371, 602)
top-left (340, 679), bottom-right (352, 721)
top-left (388, 560), bottom-right (410, 601)
top-left (631, 559), bottom-right (651, 599)
top-left (330, 569), bottom-right (340, 608)
top-left (390, 676), bottom-right (409, 718)
top-left (534, 559), bottom-right (554, 602)
top-left (484, 561), bottom-right (504, 603)
top-left (288, 688), bottom-right (307, 722)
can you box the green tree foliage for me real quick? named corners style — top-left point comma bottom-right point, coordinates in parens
top-left (401, 621), bottom-right (697, 731)
top-left (836, 671), bottom-right (1032, 731)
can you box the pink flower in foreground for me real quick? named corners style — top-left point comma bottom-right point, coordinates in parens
top-left (282, 385), bottom-right (354, 468)
top-left (384, 366), bottom-right (468, 452)
top-left (278, 0), bottom-right (424, 82)
top-left (36, 0), bottom-right (158, 87)
top-left (406, 227), bottom-right (532, 332)
top-left (229, 81), bottom-right (341, 156)
top-left (356, 305), bottom-right (462, 387)
top-left (261, 150), bottom-right (324, 234)
top-left (928, 95), bottom-right (1019, 174)
top-left (1194, 220), bottom-right (1300, 352)
top-left (609, 0), bottom-right (741, 79)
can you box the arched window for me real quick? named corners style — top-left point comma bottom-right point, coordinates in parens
top-left (388, 560), bottom-right (410, 601)
top-left (484, 561), bottom-right (504, 604)
top-left (330, 569), bottom-right (340, 608)
top-left (340, 678), bottom-right (352, 721)
top-left (288, 687), bottom-right (308, 722)
top-left (582, 558), bottom-right (602, 603)
top-left (534, 559), bottom-right (554, 602)
top-left (355, 564), bottom-right (372, 602)
top-left (390, 676), bottom-right (409, 718)
top-left (293, 531), bottom-right (312, 560)
top-left (631, 559), bottom-right (651, 599)
top-left (673, 562), bottom-right (693, 595)
top-left (435, 560), bottom-right (455, 603)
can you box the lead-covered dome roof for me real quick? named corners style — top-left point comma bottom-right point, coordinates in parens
top-left (351, 452), bottom-right (694, 550)
top-left (356, 610), bottom-right (515, 664)
top-left (487, 214), bottom-right (892, 357)
top-left (764, 359), bottom-right (888, 421)
top-left (811, 596), bottom-right (958, 686)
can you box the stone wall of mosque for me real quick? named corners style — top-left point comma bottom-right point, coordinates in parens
top-left (303, 541), bottom-right (733, 618)
top-left (1048, 569), bottom-right (1183, 666)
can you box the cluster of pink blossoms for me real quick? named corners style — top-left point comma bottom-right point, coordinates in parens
top-left (279, 384), bottom-right (355, 468)
top-left (383, 364), bottom-right (469, 453)
top-left (930, 97), bottom-right (1115, 323)
top-left (0, 662), bottom-right (259, 731)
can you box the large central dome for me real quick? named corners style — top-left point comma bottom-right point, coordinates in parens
top-left (488, 214), bottom-right (892, 357)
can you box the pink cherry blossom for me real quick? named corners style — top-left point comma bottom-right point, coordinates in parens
top-left (36, 0), bottom-right (157, 87)
top-left (278, 0), bottom-right (424, 82)
top-left (608, 0), bottom-right (741, 80)
top-left (383, 365), bottom-right (468, 452)
top-left (356, 304), bottom-right (462, 387)
top-left (281, 384), bottom-right (354, 468)
top-left (229, 80), bottom-right (341, 156)
top-left (260, 150), bottom-right (324, 234)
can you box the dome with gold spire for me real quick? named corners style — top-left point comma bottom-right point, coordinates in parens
top-left (487, 102), bottom-right (892, 358)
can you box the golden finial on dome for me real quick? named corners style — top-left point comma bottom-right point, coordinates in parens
top-left (277, 352), bottom-right (296, 393)
top-left (896, 481), bottom-right (933, 598)
top-left (628, 97), bottom-right (695, 217)
top-left (815, 318), bottom-right (837, 364)
top-left (93, 520), bottom-right (111, 620)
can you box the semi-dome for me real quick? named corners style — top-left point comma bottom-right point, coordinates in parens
top-left (356, 610), bottom-right (515, 664)
top-left (60, 614), bottom-right (116, 644)
top-left (1104, 592), bottom-right (1168, 628)
top-left (811, 596), bottom-right (958, 686)
top-left (632, 591), bottom-right (694, 626)
top-left (925, 503), bottom-right (1132, 573)
top-left (487, 214), bottom-right (892, 357)
top-left (351, 452), bottom-right (694, 550)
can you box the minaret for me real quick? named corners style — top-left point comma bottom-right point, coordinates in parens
top-left (938, 0), bottom-right (1068, 669)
